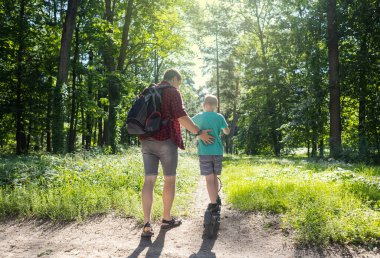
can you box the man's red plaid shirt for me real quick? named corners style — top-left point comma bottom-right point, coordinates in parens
top-left (140, 81), bottom-right (187, 149)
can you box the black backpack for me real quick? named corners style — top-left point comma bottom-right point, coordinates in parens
top-left (125, 84), bottom-right (173, 136)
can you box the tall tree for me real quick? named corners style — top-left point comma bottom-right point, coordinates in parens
top-left (102, 0), bottom-right (134, 153)
top-left (52, 0), bottom-right (79, 153)
top-left (327, 0), bottom-right (341, 158)
top-left (68, 24), bottom-right (80, 152)
top-left (15, 0), bottom-right (27, 154)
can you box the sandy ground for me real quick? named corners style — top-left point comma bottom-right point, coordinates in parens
top-left (0, 179), bottom-right (379, 258)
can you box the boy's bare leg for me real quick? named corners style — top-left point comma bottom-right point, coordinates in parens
top-left (205, 174), bottom-right (218, 203)
top-left (214, 174), bottom-right (219, 194)
top-left (163, 175), bottom-right (176, 221)
top-left (142, 175), bottom-right (157, 225)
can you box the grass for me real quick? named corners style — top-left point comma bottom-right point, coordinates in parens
top-left (0, 148), bottom-right (199, 222)
top-left (2, 149), bottom-right (380, 246)
top-left (221, 155), bottom-right (380, 246)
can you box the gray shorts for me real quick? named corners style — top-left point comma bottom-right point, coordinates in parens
top-left (199, 155), bottom-right (223, 176)
top-left (141, 138), bottom-right (178, 176)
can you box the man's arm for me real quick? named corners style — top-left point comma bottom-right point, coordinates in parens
top-left (178, 116), bottom-right (214, 144)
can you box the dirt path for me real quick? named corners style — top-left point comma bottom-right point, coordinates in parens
top-left (0, 179), bottom-right (379, 258)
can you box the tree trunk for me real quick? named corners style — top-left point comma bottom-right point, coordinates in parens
top-left (73, 102), bottom-right (79, 149)
top-left (216, 28), bottom-right (220, 113)
top-left (252, 1), bottom-right (279, 156)
top-left (311, 130), bottom-right (317, 159)
top-left (97, 89), bottom-right (104, 147)
top-left (103, 0), bottom-right (116, 151)
top-left (319, 138), bottom-right (324, 158)
top-left (93, 121), bottom-right (97, 147)
top-left (15, 0), bottom-right (27, 155)
top-left (81, 105), bottom-right (85, 147)
top-left (327, 0), bottom-right (341, 158)
top-left (117, 0), bottom-right (134, 71)
top-left (358, 33), bottom-right (368, 158)
top-left (103, 0), bottom-right (134, 153)
top-left (227, 75), bottom-right (240, 154)
top-left (46, 77), bottom-right (53, 152)
top-left (85, 51), bottom-right (94, 150)
top-left (98, 118), bottom-right (104, 147)
top-left (26, 121), bottom-right (31, 151)
top-left (52, 0), bottom-right (79, 153)
top-left (68, 24), bottom-right (79, 152)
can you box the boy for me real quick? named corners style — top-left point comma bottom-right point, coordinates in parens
top-left (192, 95), bottom-right (230, 215)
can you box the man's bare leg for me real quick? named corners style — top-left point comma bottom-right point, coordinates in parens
top-left (142, 175), bottom-right (157, 226)
top-left (162, 175), bottom-right (176, 221)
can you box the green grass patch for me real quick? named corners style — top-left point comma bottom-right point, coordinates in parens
top-left (0, 148), bottom-right (199, 221)
top-left (221, 155), bottom-right (380, 246)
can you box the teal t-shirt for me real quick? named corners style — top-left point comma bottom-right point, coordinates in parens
top-left (192, 112), bottom-right (228, 155)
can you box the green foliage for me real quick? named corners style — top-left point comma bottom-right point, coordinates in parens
top-left (0, 149), bottom-right (199, 221)
top-left (1, 0), bottom-right (379, 161)
top-left (222, 156), bottom-right (380, 246)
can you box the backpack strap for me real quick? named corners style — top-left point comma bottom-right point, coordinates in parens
top-left (154, 84), bottom-right (175, 125)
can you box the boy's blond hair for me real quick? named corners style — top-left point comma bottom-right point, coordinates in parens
top-left (204, 94), bottom-right (218, 107)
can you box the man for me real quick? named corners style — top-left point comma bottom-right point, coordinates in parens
top-left (140, 68), bottom-right (213, 237)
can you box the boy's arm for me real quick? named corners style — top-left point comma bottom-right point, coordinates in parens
top-left (220, 114), bottom-right (230, 135)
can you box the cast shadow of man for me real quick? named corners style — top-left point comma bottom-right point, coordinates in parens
top-left (127, 227), bottom-right (170, 258)
top-left (189, 215), bottom-right (220, 258)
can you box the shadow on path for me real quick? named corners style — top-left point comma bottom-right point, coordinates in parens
top-left (127, 227), bottom-right (171, 258)
top-left (189, 213), bottom-right (220, 258)
top-left (127, 236), bottom-right (152, 258)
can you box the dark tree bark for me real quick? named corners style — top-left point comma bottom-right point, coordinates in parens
top-left (311, 127), bottom-right (317, 158)
top-left (46, 77), bottom-right (53, 152)
top-left (67, 24), bottom-right (80, 152)
top-left (85, 51), bottom-right (94, 150)
top-left (117, 0), bottom-right (134, 71)
top-left (319, 139), bottom-right (324, 158)
top-left (327, 0), bottom-right (341, 158)
top-left (81, 105), bottom-right (85, 147)
top-left (15, 0), bottom-right (27, 155)
top-left (226, 75), bottom-right (240, 154)
top-left (216, 28), bottom-right (220, 113)
top-left (26, 121), bottom-right (31, 151)
top-left (102, 0), bottom-right (116, 151)
top-left (98, 120), bottom-right (103, 147)
top-left (358, 1), bottom-right (369, 159)
top-left (358, 38), bottom-right (368, 158)
top-left (52, 0), bottom-right (79, 153)
top-left (68, 25), bottom-right (79, 152)
top-left (251, 1), bottom-right (280, 156)
top-left (103, 0), bottom-right (134, 153)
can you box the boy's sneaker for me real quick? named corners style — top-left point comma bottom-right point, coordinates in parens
top-left (207, 203), bottom-right (220, 216)
top-left (216, 195), bottom-right (222, 207)
top-left (204, 203), bottom-right (218, 225)
top-left (204, 202), bottom-right (221, 232)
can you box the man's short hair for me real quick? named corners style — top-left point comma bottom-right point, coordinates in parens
top-left (204, 94), bottom-right (218, 106)
top-left (163, 68), bottom-right (182, 81)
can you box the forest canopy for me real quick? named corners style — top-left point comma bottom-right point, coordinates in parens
top-left (0, 0), bottom-right (379, 163)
